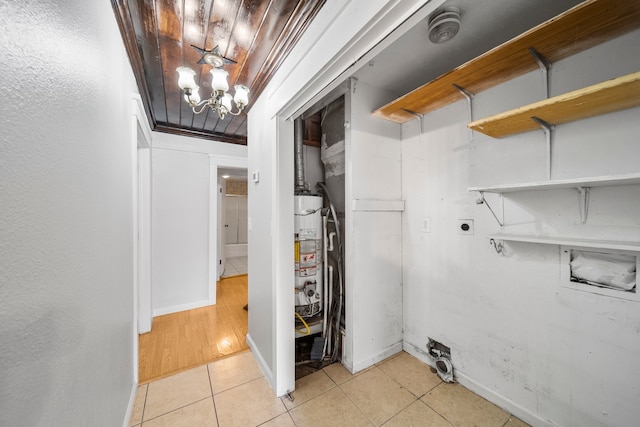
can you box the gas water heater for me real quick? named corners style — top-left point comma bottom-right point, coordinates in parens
top-left (294, 195), bottom-right (323, 317)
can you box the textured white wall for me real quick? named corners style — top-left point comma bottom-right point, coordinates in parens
top-left (401, 30), bottom-right (640, 427)
top-left (0, 1), bottom-right (137, 425)
top-left (151, 148), bottom-right (210, 315)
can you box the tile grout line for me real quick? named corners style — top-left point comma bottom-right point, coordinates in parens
top-left (335, 369), bottom-right (384, 427)
top-left (369, 365), bottom-right (422, 424)
top-left (210, 374), bottom-right (265, 396)
top-left (284, 371), bottom-right (339, 412)
top-left (139, 384), bottom-right (149, 426)
top-left (419, 382), bottom-right (457, 427)
top-left (206, 364), bottom-right (221, 427)
top-left (141, 397), bottom-right (213, 424)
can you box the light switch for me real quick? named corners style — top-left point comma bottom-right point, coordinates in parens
top-left (421, 217), bottom-right (431, 233)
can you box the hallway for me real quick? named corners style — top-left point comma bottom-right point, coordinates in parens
top-left (138, 275), bottom-right (249, 383)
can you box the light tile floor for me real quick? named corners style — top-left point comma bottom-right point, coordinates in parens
top-left (130, 350), bottom-right (531, 427)
top-left (222, 256), bottom-right (248, 278)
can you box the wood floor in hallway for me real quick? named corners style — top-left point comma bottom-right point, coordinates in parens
top-left (138, 274), bottom-right (249, 384)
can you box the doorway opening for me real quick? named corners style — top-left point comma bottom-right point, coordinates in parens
top-left (219, 167), bottom-right (248, 278)
top-left (293, 95), bottom-right (346, 380)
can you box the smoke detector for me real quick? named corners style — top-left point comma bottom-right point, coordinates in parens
top-left (428, 7), bottom-right (461, 44)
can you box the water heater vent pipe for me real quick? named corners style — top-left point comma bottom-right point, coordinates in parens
top-left (294, 117), bottom-right (307, 193)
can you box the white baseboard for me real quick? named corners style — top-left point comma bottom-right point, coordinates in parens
top-left (246, 333), bottom-right (274, 389)
top-left (122, 381), bottom-right (138, 427)
top-left (403, 341), bottom-right (556, 427)
top-left (351, 341), bottom-right (403, 373)
top-left (152, 299), bottom-right (211, 317)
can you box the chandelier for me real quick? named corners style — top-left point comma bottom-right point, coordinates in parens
top-left (176, 57), bottom-right (249, 121)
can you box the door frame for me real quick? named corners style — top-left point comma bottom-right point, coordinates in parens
top-left (132, 95), bottom-right (152, 382)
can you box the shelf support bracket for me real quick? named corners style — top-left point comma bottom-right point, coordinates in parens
top-left (453, 84), bottom-right (474, 142)
top-left (476, 191), bottom-right (503, 227)
top-left (576, 186), bottom-right (591, 224)
top-left (531, 116), bottom-right (554, 180)
top-left (529, 48), bottom-right (551, 98)
top-left (402, 109), bottom-right (425, 134)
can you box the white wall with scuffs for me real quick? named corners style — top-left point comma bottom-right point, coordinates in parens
top-left (0, 0), bottom-right (138, 425)
top-left (401, 30), bottom-right (640, 427)
top-left (343, 80), bottom-right (404, 372)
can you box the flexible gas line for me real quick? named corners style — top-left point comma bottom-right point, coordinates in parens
top-left (294, 312), bottom-right (310, 335)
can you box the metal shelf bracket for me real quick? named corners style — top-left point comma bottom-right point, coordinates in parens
top-left (402, 108), bottom-right (425, 134)
top-left (531, 116), bottom-right (554, 180)
top-left (476, 191), bottom-right (504, 227)
top-left (576, 186), bottom-right (591, 224)
top-left (529, 48), bottom-right (551, 98)
top-left (453, 84), bottom-right (474, 142)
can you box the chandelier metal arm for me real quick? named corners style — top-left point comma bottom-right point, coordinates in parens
top-left (177, 67), bottom-right (249, 121)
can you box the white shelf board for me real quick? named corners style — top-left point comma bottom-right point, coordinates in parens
top-left (489, 233), bottom-right (640, 251)
top-left (468, 173), bottom-right (640, 194)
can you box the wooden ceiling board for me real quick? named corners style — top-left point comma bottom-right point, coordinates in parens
top-left (236, 0), bottom-right (300, 90)
top-left (127, 0), bottom-right (167, 124)
top-left (246, 0), bottom-right (322, 103)
top-left (112, 0), bottom-right (326, 145)
top-left (373, 0), bottom-right (640, 124)
top-left (181, 0), bottom-right (213, 129)
top-left (224, 0), bottom-right (272, 87)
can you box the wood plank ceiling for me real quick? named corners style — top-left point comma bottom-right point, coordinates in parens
top-left (112, 0), bottom-right (326, 145)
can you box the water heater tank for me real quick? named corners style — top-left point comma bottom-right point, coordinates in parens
top-left (294, 195), bottom-right (323, 317)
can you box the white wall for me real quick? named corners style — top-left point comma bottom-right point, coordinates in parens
top-left (246, 95), bottom-right (277, 386)
top-left (151, 148), bottom-right (211, 315)
top-left (150, 132), bottom-right (247, 315)
top-left (401, 30), bottom-right (640, 427)
top-left (0, 1), bottom-right (138, 425)
top-left (343, 80), bottom-right (404, 372)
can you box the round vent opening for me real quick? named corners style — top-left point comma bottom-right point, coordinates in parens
top-left (428, 7), bottom-right (461, 44)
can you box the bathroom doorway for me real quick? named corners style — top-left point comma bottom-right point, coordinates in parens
top-left (219, 168), bottom-right (248, 278)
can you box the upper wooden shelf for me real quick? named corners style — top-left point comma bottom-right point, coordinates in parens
top-left (372, 0), bottom-right (640, 124)
top-left (468, 71), bottom-right (640, 138)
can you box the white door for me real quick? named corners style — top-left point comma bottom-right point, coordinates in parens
top-left (225, 195), bottom-right (239, 244)
top-left (237, 195), bottom-right (248, 243)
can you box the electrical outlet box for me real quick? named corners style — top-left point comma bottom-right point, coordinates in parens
top-left (421, 217), bottom-right (431, 233)
top-left (458, 219), bottom-right (474, 235)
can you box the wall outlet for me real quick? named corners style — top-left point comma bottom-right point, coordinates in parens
top-left (458, 219), bottom-right (474, 235)
top-left (421, 217), bottom-right (431, 233)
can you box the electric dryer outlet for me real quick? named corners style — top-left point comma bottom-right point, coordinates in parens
top-left (458, 219), bottom-right (474, 235)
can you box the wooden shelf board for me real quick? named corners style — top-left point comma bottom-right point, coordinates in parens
top-left (489, 233), bottom-right (640, 252)
top-left (468, 173), bottom-right (640, 194)
top-left (372, 0), bottom-right (640, 124)
top-left (469, 72), bottom-right (640, 138)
